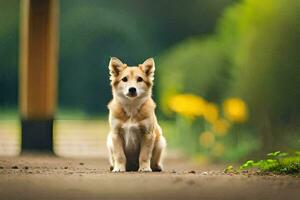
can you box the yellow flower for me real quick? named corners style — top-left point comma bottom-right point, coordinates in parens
top-left (211, 142), bottom-right (225, 157)
top-left (212, 119), bottom-right (230, 136)
top-left (199, 131), bottom-right (215, 148)
top-left (223, 98), bottom-right (248, 123)
top-left (203, 103), bottom-right (219, 123)
top-left (169, 94), bottom-right (206, 118)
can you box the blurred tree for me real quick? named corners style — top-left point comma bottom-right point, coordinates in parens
top-left (219, 0), bottom-right (300, 150)
top-left (157, 0), bottom-right (300, 153)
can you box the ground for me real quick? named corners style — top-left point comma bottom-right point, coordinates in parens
top-left (0, 154), bottom-right (299, 200)
top-left (0, 120), bottom-right (299, 199)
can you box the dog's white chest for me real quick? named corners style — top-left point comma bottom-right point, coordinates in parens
top-left (122, 121), bottom-right (141, 152)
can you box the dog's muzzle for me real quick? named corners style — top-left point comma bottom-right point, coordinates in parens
top-left (127, 87), bottom-right (137, 97)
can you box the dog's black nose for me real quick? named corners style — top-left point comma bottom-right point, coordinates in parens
top-left (128, 87), bottom-right (137, 94)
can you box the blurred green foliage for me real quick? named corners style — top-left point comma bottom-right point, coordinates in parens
top-left (158, 37), bottom-right (230, 114)
top-left (0, 0), bottom-right (19, 107)
top-left (158, 0), bottom-right (300, 154)
top-left (220, 0), bottom-right (300, 150)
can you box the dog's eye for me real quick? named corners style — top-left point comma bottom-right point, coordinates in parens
top-left (121, 77), bottom-right (128, 82)
top-left (137, 77), bottom-right (143, 82)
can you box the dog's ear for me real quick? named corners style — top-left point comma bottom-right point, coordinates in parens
top-left (109, 57), bottom-right (127, 77)
top-left (140, 58), bottom-right (155, 80)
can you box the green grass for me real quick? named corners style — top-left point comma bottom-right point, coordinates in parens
top-left (225, 151), bottom-right (300, 175)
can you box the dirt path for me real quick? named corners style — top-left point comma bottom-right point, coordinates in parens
top-left (0, 154), bottom-right (299, 200)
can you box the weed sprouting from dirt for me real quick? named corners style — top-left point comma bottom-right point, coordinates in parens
top-left (225, 151), bottom-right (300, 175)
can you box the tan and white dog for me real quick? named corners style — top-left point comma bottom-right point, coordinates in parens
top-left (106, 57), bottom-right (166, 172)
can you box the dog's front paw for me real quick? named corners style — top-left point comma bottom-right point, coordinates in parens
top-left (138, 167), bottom-right (152, 172)
top-left (112, 168), bottom-right (125, 173)
top-left (112, 166), bottom-right (125, 173)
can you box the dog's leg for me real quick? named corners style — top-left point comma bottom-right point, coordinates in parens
top-left (151, 136), bottom-right (166, 171)
top-left (106, 134), bottom-right (115, 171)
top-left (111, 133), bottom-right (126, 172)
top-left (139, 133), bottom-right (155, 172)
top-left (108, 152), bottom-right (114, 171)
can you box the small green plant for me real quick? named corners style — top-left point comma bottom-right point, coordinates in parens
top-left (225, 151), bottom-right (300, 175)
top-left (224, 165), bottom-right (236, 173)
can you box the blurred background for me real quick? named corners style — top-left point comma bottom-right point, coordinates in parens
top-left (0, 0), bottom-right (299, 163)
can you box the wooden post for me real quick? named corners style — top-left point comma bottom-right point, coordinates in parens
top-left (19, 0), bottom-right (59, 152)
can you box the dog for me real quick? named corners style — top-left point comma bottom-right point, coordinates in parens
top-left (106, 57), bottom-right (166, 172)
